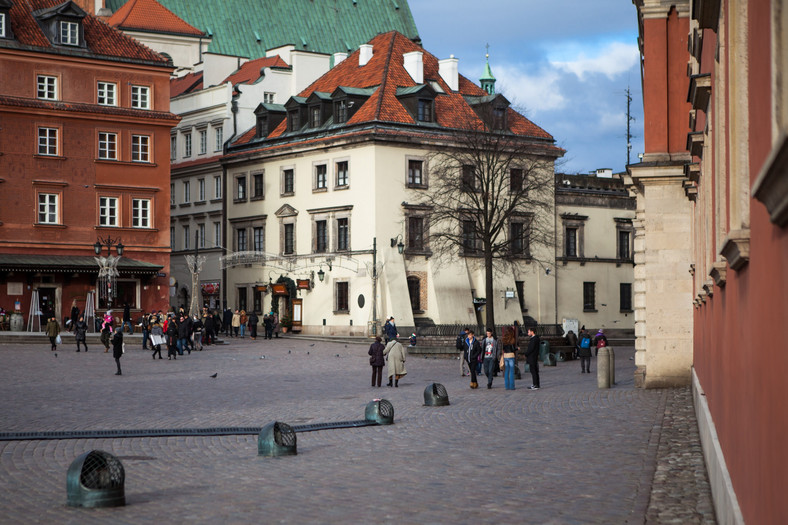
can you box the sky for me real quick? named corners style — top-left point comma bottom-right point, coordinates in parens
top-left (408, 0), bottom-right (644, 175)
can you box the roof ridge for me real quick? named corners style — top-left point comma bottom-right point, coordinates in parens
top-left (373, 31), bottom-right (398, 122)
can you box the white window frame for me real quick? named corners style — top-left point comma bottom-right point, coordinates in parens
top-left (132, 198), bottom-right (151, 228)
top-left (37, 127), bottom-right (58, 156)
top-left (98, 132), bottom-right (117, 160)
top-left (314, 163), bottom-right (327, 191)
top-left (130, 85), bottom-right (150, 110)
top-left (198, 223), bottom-right (206, 248)
top-left (184, 133), bottom-right (192, 157)
top-left (183, 225), bottom-right (190, 250)
top-left (37, 193), bottom-right (59, 224)
top-left (99, 196), bottom-right (119, 227)
top-left (335, 159), bottom-right (349, 188)
top-left (214, 221), bottom-right (221, 248)
top-left (214, 126), bottom-right (223, 152)
top-left (37, 75), bottom-right (57, 100)
top-left (170, 135), bottom-right (177, 160)
top-left (60, 21), bottom-right (79, 46)
top-left (131, 134), bottom-right (150, 162)
top-left (214, 175), bottom-right (222, 199)
top-left (0, 13), bottom-right (6, 38)
top-left (97, 81), bottom-right (116, 106)
top-left (263, 92), bottom-right (275, 104)
top-left (183, 181), bottom-right (191, 203)
top-left (198, 129), bottom-right (207, 155)
top-left (198, 178), bottom-right (205, 202)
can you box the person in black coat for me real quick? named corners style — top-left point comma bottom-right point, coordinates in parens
top-left (223, 308), bottom-right (233, 337)
top-left (204, 313), bottom-right (216, 345)
top-left (525, 327), bottom-right (541, 390)
top-left (177, 314), bottom-right (192, 355)
top-left (263, 313), bottom-right (274, 340)
top-left (166, 317), bottom-right (178, 360)
top-left (112, 327), bottom-right (123, 375)
top-left (248, 311), bottom-right (259, 340)
top-left (74, 316), bottom-right (88, 352)
top-left (368, 336), bottom-right (386, 387)
top-left (463, 330), bottom-right (483, 389)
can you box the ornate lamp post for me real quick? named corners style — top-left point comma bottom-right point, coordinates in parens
top-left (93, 235), bottom-right (124, 308)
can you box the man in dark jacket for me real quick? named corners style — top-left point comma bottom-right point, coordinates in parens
top-left (248, 311), bottom-right (259, 340)
top-left (122, 303), bottom-right (132, 334)
top-left (525, 327), bottom-right (541, 390)
top-left (177, 314), bottom-right (192, 355)
top-left (463, 330), bottom-right (483, 389)
top-left (223, 308), bottom-right (233, 337)
top-left (204, 312), bottom-right (216, 345)
top-left (166, 316), bottom-right (178, 360)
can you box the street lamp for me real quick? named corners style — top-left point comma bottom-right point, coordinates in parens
top-left (94, 236), bottom-right (124, 257)
top-left (317, 267), bottom-right (325, 282)
top-left (390, 235), bottom-right (404, 254)
top-left (93, 235), bottom-right (124, 306)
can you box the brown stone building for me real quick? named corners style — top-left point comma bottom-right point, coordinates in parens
top-left (0, 0), bottom-right (178, 327)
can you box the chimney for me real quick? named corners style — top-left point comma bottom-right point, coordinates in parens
top-left (359, 44), bottom-right (373, 66)
top-left (403, 51), bottom-right (423, 84)
top-left (439, 55), bottom-right (459, 91)
top-left (333, 52), bottom-right (348, 67)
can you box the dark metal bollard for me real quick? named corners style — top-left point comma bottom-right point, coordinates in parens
top-left (423, 383), bottom-right (450, 406)
top-left (365, 399), bottom-right (394, 425)
top-left (66, 450), bottom-right (125, 508)
top-left (538, 340), bottom-right (551, 362)
top-left (258, 421), bottom-right (297, 457)
top-left (543, 352), bottom-right (557, 367)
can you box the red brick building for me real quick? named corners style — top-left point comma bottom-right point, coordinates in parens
top-left (0, 0), bottom-right (178, 328)
top-left (628, 1), bottom-right (788, 522)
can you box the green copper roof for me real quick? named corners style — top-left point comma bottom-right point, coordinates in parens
top-left (480, 59), bottom-right (496, 81)
top-left (106, 0), bottom-right (420, 59)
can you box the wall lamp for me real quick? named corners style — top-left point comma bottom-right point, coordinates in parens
top-left (94, 235), bottom-right (124, 257)
top-left (390, 235), bottom-right (404, 254)
top-left (317, 267), bottom-right (326, 282)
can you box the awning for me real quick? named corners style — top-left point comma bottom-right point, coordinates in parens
top-left (0, 254), bottom-right (163, 275)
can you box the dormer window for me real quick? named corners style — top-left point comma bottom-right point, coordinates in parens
top-left (418, 98), bottom-right (433, 122)
top-left (396, 85), bottom-right (438, 124)
top-left (493, 106), bottom-right (507, 130)
top-left (335, 100), bottom-right (347, 123)
top-left (60, 20), bottom-right (78, 45)
top-left (254, 103), bottom-right (286, 139)
top-left (288, 111), bottom-right (300, 132)
top-left (309, 106), bottom-right (321, 128)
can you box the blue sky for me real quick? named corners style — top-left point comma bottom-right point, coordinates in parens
top-left (409, 0), bottom-right (644, 174)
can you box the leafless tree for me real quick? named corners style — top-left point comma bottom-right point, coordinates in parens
top-left (418, 104), bottom-right (563, 328)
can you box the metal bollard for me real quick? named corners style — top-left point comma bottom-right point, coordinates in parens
top-left (597, 346), bottom-right (610, 389)
top-left (608, 347), bottom-right (615, 386)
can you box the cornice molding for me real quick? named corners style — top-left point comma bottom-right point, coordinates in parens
top-left (719, 229), bottom-right (750, 271)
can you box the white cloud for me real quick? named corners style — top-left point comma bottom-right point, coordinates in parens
top-left (550, 42), bottom-right (638, 80)
top-left (494, 65), bottom-right (566, 112)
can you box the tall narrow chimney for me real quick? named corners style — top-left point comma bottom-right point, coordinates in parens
top-left (359, 44), bottom-right (373, 66)
top-left (403, 51), bottom-right (423, 84)
top-left (439, 55), bottom-right (459, 91)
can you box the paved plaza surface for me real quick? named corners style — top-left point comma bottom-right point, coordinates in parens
top-left (0, 336), bottom-right (715, 524)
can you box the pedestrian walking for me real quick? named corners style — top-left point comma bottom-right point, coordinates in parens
top-left (272, 312), bottom-right (280, 338)
top-left (122, 303), bottom-right (132, 334)
top-left (385, 316), bottom-right (398, 343)
top-left (69, 300), bottom-right (79, 332)
top-left (45, 315), bottom-right (60, 352)
top-left (594, 328), bottom-right (608, 357)
top-left (100, 312), bottom-right (113, 352)
top-left (566, 329), bottom-right (578, 360)
top-left (481, 328), bottom-right (501, 389)
top-left (383, 337), bottom-right (407, 387)
top-left (463, 329), bottom-right (482, 389)
top-left (74, 316), bottom-right (88, 352)
top-left (223, 308), bottom-right (233, 337)
top-left (191, 314), bottom-right (204, 351)
top-left (177, 314), bottom-right (191, 355)
top-left (501, 326), bottom-right (518, 390)
top-left (525, 327), bottom-right (541, 390)
top-left (232, 309), bottom-right (241, 338)
top-left (456, 327), bottom-right (470, 377)
top-left (166, 315), bottom-right (178, 360)
top-left (248, 311), bottom-right (259, 340)
top-left (141, 311), bottom-right (152, 350)
top-left (150, 321), bottom-right (164, 359)
top-left (239, 310), bottom-right (248, 338)
top-left (112, 327), bottom-right (124, 375)
top-left (204, 312), bottom-right (216, 345)
top-left (264, 312), bottom-right (274, 339)
top-left (368, 336), bottom-right (386, 387)
top-left (578, 329), bottom-right (593, 373)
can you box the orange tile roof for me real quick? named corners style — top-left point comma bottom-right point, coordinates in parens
top-left (223, 56), bottom-right (290, 87)
top-left (107, 0), bottom-right (204, 37)
top-left (236, 31), bottom-right (553, 147)
top-left (170, 71), bottom-right (203, 98)
top-left (7, 0), bottom-right (169, 64)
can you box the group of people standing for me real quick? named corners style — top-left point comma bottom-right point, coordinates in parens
top-left (226, 309), bottom-right (280, 340)
top-left (457, 325), bottom-right (540, 391)
top-left (368, 335), bottom-right (407, 388)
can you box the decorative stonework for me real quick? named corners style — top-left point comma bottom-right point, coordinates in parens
top-left (702, 280), bottom-right (714, 297)
top-left (709, 261), bottom-right (727, 287)
top-left (719, 229), bottom-right (750, 270)
top-left (752, 131), bottom-right (788, 227)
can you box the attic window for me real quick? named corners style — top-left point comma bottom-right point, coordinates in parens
top-left (417, 99), bottom-right (433, 122)
top-left (309, 106), bottom-right (321, 128)
top-left (288, 111), bottom-right (300, 132)
top-left (493, 106), bottom-right (507, 130)
top-left (335, 100), bottom-right (347, 123)
top-left (60, 21), bottom-right (79, 46)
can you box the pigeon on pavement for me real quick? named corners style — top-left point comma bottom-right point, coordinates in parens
top-left (210, 373), bottom-right (218, 378)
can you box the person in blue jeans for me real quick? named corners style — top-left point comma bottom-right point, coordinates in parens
top-left (501, 326), bottom-right (518, 390)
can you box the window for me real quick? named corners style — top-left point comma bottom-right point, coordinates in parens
top-left (407, 276), bottom-right (421, 311)
top-left (566, 227), bottom-right (577, 257)
top-left (38, 193), bottom-right (58, 224)
top-left (183, 225), bottom-right (190, 250)
top-left (214, 126), bottom-right (223, 152)
top-left (132, 199), bottom-right (150, 228)
top-left (417, 98), bottom-right (433, 122)
top-left (618, 230), bottom-right (631, 260)
top-left (237, 287), bottom-right (247, 312)
top-left (315, 164), bottom-right (327, 190)
top-left (510, 221), bottom-right (528, 256)
top-left (510, 168), bottom-right (523, 193)
top-left (620, 283), bottom-right (633, 311)
top-left (310, 106), bottom-right (321, 127)
top-left (214, 221), bottom-right (221, 247)
top-left (98, 132), bottom-right (117, 160)
top-left (461, 165), bottom-right (476, 191)
top-left (236, 228), bottom-right (247, 251)
top-left (130, 85), bottom-right (150, 109)
top-left (170, 135), bottom-right (177, 160)
top-left (0, 13), bottom-right (5, 38)
top-left (253, 227), bottom-right (264, 252)
top-left (170, 183), bottom-right (175, 205)
top-left (408, 216), bottom-right (425, 250)
top-left (99, 197), bottom-right (118, 226)
top-left (198, 178), bottom-right (205, 201)
top-left (214, 175), bottom-right (222, 199)
top-left (462, 220), bottom-right (479, 254)
top-left (198, 223), bottom-right (206, 248)
top-left (254, 288), bottom-right (263, 314)
top-left (263, 92), bottom-right (275, 104)
top-left (184, 133), bottom-right (192, 157)
top-left (198, 129), bottom-right (207, 155)
top-left (235, 175), bottom-right (247, 201)
top-left (37, 75), bottom-right (57, 100)
top-left (337, 218), bottom-right (349, 251)
top-left (515, 280), bottom-right (526, 311)
top-left (335, 281), bottom-right (349, 312)
top-left (60, 21), bottom-right (78, 46)
top-left (336, 161), bottom-right (349, 187)
top-left (315, 220), bottom-right (327, 253)
top-left (252, 172), bottom-right (264, 199)
top-left (335, 100), bottom-right (347, 123)
top-left (97, 82), bottom-right (116, 106)
top-left (288, 111), bottom-right (300, 132)
top-left (283, 168), bottom-right (295, 194)
top-left (283, 223), bottom-right (295, 255)
top-left (38, 127), bottom-right (58, 156)
top-left (183, 181), bottom-right (190, 203)
top-left (583, 282), bottom-right (596, 311)
top-left (131, 135), bottom-right (150, 162)
top-left (407, 159), bottom-right (425, 187)
top-left (493, 106), bottom-right (507, 129)
top-left (170, 226), bottom-right (175, 250)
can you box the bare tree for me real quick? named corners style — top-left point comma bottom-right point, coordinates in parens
top-left (418, 104), bottom-right (563, 328)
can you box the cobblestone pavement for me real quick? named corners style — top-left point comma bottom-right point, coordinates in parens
top-left (0, 337), bottom-right (715, 524)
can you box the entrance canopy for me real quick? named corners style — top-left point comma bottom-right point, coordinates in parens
top-left (0, 254), bottom-right (163, 276)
